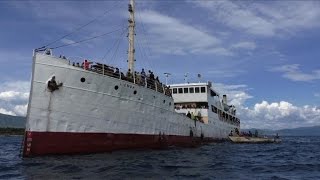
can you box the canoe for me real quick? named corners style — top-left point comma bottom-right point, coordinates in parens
top-left (229, 136), bottom-right (281, 143)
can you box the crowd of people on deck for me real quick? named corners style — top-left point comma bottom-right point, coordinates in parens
top-left (69, 58), bottom-right (172, 97)
top-left (229, 129), bottom-right (259, 137)
top-left (216, 110), bottom-right (240, 126)
top-left (175, 103), bottom-right (208, 110)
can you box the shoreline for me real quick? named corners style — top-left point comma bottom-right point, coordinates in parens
top-left (0, 128), bottom-right (25, 135)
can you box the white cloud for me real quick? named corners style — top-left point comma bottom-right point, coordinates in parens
top-left (14, 104), bottom-right (28, 116)
top-left (0, 81), bottom-right (30, 92)
top-left (213, 83), bottom-right (253, 107)
top-left (231, 41), bottom-right (256, 50)
top-left (272, 64), bottom-right (320, 82)
top-left (241, 101), bottom-right (320, 130)
top-left (0, 81), bottom-right (30, 117)
top-left (214, 83), bottom-right (320, 130)
top-left (193, 1), bottom-right (320, 37)
top-left (0, 91), bottom-right (29, 102)
top-left (315, 93), bottom-right (320, 98)
top-left (0, 108), bottom-right (16, 116)
top-left (208, 69), bottom-right (246, 78)
top-left (138, 10), bottom-right (233, 56)
top-left (193, 1), bottom-right (275, 36)
top-left (61, 38), bottom-right (76, 45)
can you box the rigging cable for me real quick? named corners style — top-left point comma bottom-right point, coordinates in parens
top-left (136, 3), bottom-right (155, 70)
top-left (39, 1), bottom-right (123, 49)
top-left (101, 21), bottom-right (128, 61)
top-left (135, 34), bottom-right (148, 69)
top-left (109, 29), bottom-right (126, 66)
top-left (104, 27), bottom-right (128, 66)
top-left (50, 27), bottom-right (126, 49)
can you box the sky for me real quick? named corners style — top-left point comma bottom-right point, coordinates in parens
top-left (0, 0), bottom-right (319, 130)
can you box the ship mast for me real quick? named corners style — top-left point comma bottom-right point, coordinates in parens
top-left (128, 0), bottom-right (135, 72)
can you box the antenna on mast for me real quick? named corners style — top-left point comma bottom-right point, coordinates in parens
top-left (197, 73), bottom-right (202, 83)
top-left (184, 73), bottom-right (189, 84)
top-left (164, 73), bottom-right (171, 85)
top-left (128, 0), bottom-right (135, 72)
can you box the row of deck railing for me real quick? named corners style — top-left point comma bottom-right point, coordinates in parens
top-left (217, 112), bottom-right (240, 126)
top-left (71, 61), bottom-right (172, 97)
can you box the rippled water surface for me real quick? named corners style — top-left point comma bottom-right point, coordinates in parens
top-left (0, 136), bottom-right (319, 179)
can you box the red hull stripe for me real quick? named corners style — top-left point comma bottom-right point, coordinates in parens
top-left (22, 131), bottom-right (221, 157)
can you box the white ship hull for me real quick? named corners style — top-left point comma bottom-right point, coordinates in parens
top-left (23, 53), bottom-right (238, 156)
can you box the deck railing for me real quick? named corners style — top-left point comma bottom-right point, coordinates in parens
top-left (70, 61), bottom-right (172, 97)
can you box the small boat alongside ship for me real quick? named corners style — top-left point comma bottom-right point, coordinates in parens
top-left (229, 135), bottom-right (281, 143)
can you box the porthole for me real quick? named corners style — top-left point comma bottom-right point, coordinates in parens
top-left (169, 102), bottom-right (171, 106)
top-left (133, 90), bottom-right (137, 94)
top-left (163, 100), bottom-right (166, 103)
top-left (80, 77), bottom-right (86, 83)
top-left (114, 85), bottom-right (119, 90)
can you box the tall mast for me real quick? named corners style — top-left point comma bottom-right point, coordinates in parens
top-left (128, 0), bottom-right (135, 72)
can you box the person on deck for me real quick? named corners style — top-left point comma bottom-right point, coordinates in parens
top-left (83, 59), bottom-right (92, 70)
top-left (149, 71), bottom-right (155, 89)
top-left (114, 68), bottom-right (120, 78)
top-left (127, 69), bottom-right (133, 82)
top-left (191, 112), bottom-right (195, 120)
top-left (229, 130), bottom-right (233, 136)
top-left (141, 68), bottom-right (146, 78)
top-left (141, 69), bottom-right (146, 86)
top-left (150, 71), bottom-right (155, 80)
top-left (186, 111), bottom-right (191, 119)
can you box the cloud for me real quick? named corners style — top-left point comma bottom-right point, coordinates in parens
top-left (138, 10), bottom-right (233, 56)
top-left (214, 83), bottom-right (320, 130)
top-left (0, 108), bottom-right (15, 116)
top-left (0, 91), bottom-right (29, 102)
top-left (61, 38), bottom-right (76, 45)
top-left (272, 64), bottom-right (320, 82)
top-left (315, 93), bottom-right (320, 98)
top-left (231, 41), bottom-right (256, 50)
top-left (241, 101), bottom-right (320, 130)
top-left (207, 69), bottom-right (245, 78)
top-left (14, 104), bottom-right (28, 116)
top-left (213, 83), bottom-right (253, 107)
top-left (0, 81), bottom-right (30, 116)
top-left (192, 1), bottom-right (320, 37)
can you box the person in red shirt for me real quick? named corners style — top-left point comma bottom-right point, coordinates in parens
top-left (83, 59), bottom-right (92, 70)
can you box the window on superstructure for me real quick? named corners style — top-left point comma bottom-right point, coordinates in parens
top-left (178, 88), bottom-right (183, 94)
top-left (189, 87), bottom-right (194, 93)
top-left (195, 87), bottom-right (200, 93)
top-left (173, 88), bottom-right (177, 94)
top-left (184, 88), bottom-right (188, 93)
top-left (201, 87), bottom-right (206, 93)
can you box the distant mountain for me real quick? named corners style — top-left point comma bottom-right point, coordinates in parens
top-left (0, 113), bottom-right (25, 128)
top-left (276, 126), bottom-right (320, 136)
top-left (243, 126), bottom-right (320, 136)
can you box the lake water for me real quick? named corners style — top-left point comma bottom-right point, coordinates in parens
top-left (0, 136), bottom-right (319, 179)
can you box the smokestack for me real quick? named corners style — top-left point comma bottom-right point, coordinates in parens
top-left (222, 95), bottom-right (227, 104)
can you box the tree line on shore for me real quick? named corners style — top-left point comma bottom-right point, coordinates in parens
top-left (0, 128), bottom-right (25, 135)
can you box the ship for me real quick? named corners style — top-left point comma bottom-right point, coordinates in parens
top-left (22, 0), bottom-right (240, 157)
